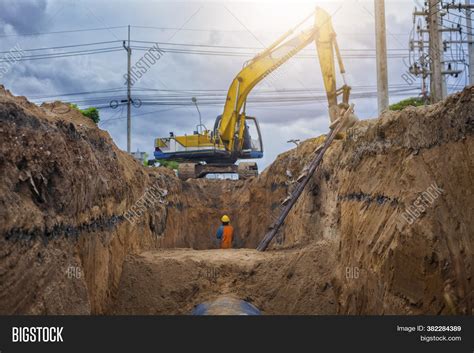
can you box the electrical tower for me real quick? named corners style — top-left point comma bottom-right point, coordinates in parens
top-left (409, 0), bottom-right (473, 103)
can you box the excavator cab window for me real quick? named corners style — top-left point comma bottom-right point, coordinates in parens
top-left (240, 116), bottom-right (263, 159)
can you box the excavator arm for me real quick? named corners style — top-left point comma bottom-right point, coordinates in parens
top-left (217, 7), bottom-right (351, 153)
top-left (314, 8), bottom-right (352, 122)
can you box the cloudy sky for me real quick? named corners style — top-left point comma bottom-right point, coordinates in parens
top-left (0, 0), bottom-right (470, 170)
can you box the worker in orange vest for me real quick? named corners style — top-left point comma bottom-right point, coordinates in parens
top-left (216, 215), bottom-right (234, 249)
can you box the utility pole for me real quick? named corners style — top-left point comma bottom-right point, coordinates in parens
top-left (410, 2), bottom-right (469, 100)
top-left (428, 0), bottom-right (444, 102)
top-left (442, 1), bottom-right (474, 83)
top-left (467, 0), bottom-right (474, 84)
top-left (123, 25), bottom-right (132, 153)
top-left (374, 0), bottom-right (389, 113)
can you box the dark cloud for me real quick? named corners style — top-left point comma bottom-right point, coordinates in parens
top-left (0, 0), bottom-right (48, 34)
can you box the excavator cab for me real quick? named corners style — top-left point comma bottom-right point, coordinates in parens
top-left (239, 117), bottom-right (263, 160)
top-left (213, 114), bottom-right (263, 160)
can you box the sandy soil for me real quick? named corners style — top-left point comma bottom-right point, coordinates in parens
top-left (109, 243), bottom-right (338, 315)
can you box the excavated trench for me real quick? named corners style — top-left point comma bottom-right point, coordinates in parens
top-left (108, 247), bottom-right (338, 315)
top-left (0, 85), bottom-right (473, 315)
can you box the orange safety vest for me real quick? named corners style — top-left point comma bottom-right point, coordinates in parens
top-left (221, 225), bottom-right (234, 249)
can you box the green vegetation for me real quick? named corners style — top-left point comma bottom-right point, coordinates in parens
top-left (389, 97), bottom-right (425, 111)
top-left (70, 104), bottom-right (100, 124)
top-left (157, 159), bottom-right (179, 170)
top-left (143, 152), bottom-right (149, 166)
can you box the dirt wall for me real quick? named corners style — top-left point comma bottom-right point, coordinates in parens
top-left (235, 87), bottom-right (474, 314)
top-left (0, 86), bottom-right (169, 313)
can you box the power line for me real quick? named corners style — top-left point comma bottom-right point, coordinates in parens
top-left (0, 43), bottom-right (408, 64)
top-left (95, 89), bottom-right (427, 125)
top-left (447, 12), bottom-right (473, 23)
top-left (0, 40), bottom-right (120, 54)
top-left (0, 47), bottom-right (122, 63)
top-left (0, 37), bottom-right (410, 65)
top-left (1, 39), bottom-right (406, 57)
top-left (30, 84), bottom-right (421, 105)
top-left (131, 45), bottom-right (407, 59)
top-left (28, 87), bottom-right (125, 99)
top-left (31, 83), bottom-right (456, 104)
top-left (130, 39), bottom-right (406, 52)
top-left (100, 105), bottom-right (125, 125)
top-left (101, 106), bottom-right (184, 123)
top-left (53, 87), bottom-right (420, 108)
top-left (442, 16), bottom-right (474, 31)
top-left (0, 26), bottom-right (128, 38)
top-left (0, 23), bottom-right (415, 39)
top-left (130, 24), bottom-right (412, 37)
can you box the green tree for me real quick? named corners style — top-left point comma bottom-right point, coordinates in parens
top-left (157, 159), bottom-right (179, 170)
top-left (70, 104), bottom-right (100, 124)
top-left (389, 97), bottom-right (425, 111)
top-left (80, 107), bottom-right (100, 124)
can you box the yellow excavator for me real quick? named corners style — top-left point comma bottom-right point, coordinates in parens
top-left (154, 7), bottom-right (355, 180)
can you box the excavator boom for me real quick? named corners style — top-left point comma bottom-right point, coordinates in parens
top-left (217, 7), bottom-right (351, 151)
top-left (218, 13), bottom-right (318, 152)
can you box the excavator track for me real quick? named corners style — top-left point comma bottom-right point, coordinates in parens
top-left (178, 163), bottom-right (198, 180)
top-left (178, 162), bottom-right (259, 180)
top-left (237, 162), bottom-right (258, 180)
